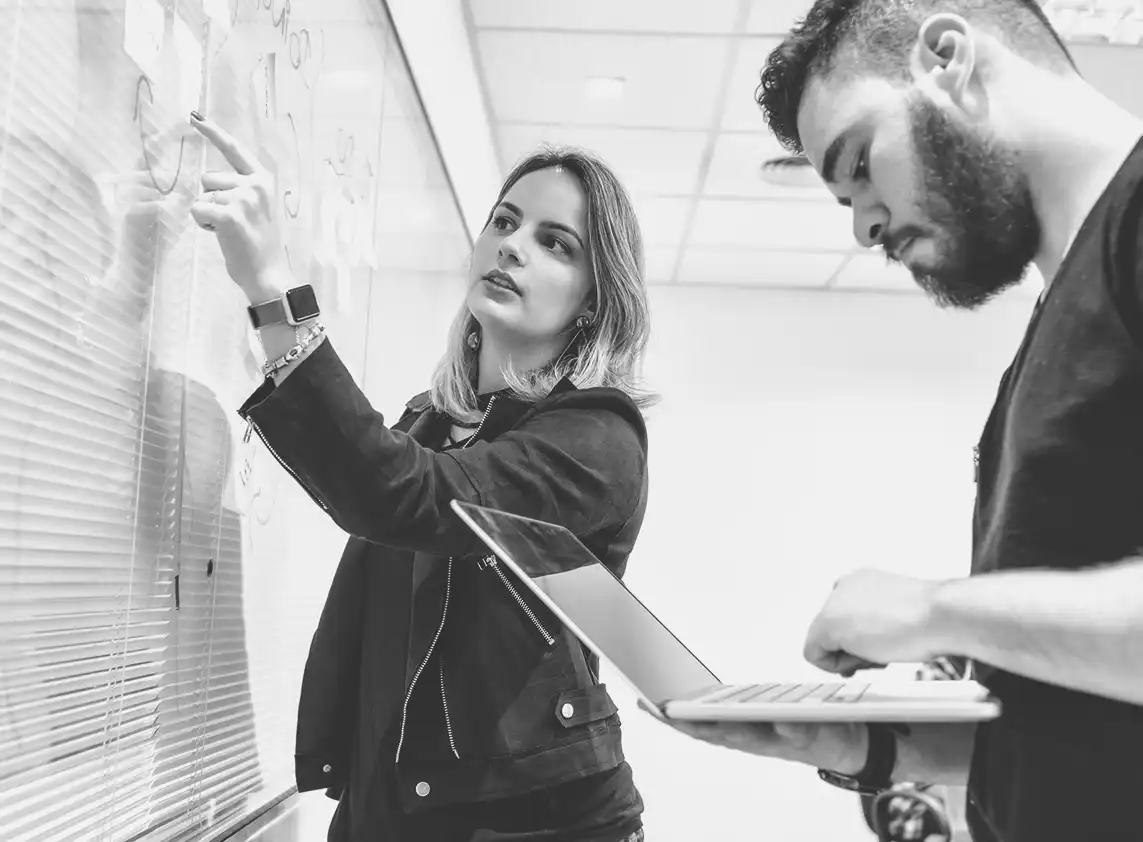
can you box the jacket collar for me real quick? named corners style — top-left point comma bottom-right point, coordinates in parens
top-left (402, 378), bottom-right (580, 445)
top-left (404, 377), bottom-right (578, 415)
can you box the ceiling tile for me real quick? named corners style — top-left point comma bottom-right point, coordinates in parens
top-left (677, 248), bottom-right (842, 286)
top-left (496, 124), bottom-right (709, 195)
top-left (1071, 43), bottom-right (1143, 119)
top-left (719, 37), bottom-right (782, 132)
top-left (745, 0), bottom-right (815, 35)
top-left (830, 252), bottom-right (917, 292)
top-left (644, 246), bottom-right (680, 283)
top-left (470, 0), bottom-right (742, 33)
top-left (703, 131), bottom-right (835, 199)
top-left (478, 31), bottom-right (731, 129)
top-left (689, 198), bottom-right (854, 251)
top-left (631, 196), bottom-right (693, 247)
top-left (834, 253), bottom-right (1047, 298)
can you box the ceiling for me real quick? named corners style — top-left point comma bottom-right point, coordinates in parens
top-left (460, 0), bottom-right (1143, 295)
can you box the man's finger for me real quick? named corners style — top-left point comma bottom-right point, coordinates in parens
top-left (840, 659), bottom-right (888, 678)
top-left (189, 112), bottom-right (259, 176)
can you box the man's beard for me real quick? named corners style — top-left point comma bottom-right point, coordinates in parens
top-left (900, 97), bottom-right (1040, 310)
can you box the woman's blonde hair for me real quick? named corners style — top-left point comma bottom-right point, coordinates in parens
top-left (430, 146), bottom-right (657, 422)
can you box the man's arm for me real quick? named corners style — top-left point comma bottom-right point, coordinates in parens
top-left (931, 558), bottom-right (1143, 706)
top-left (662, 716), bottom-right (977, 788)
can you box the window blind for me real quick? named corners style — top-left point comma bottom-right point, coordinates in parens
top-left (0, 0), bottom-right (468, 840)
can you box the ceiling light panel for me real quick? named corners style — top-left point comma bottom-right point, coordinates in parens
top-left (478, 30), bottom-right (731, 128)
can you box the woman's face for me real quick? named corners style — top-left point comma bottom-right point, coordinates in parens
top-left (466, 167), bottom-right (593, 345)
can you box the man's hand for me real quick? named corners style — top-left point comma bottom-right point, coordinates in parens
top-left (639, 701), bottom-right (868, 773)
top-left (804, 569), bottom-right (948, 675)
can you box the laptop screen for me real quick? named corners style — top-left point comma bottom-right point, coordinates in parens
top-left (453, 501), bottom-right (720, 706)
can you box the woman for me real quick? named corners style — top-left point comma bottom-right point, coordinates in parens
top-left (189, 111), bottom-right (655, 842)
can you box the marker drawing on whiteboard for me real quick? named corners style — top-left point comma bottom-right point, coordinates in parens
top-left (135, 75), bottom-right (185, 196)
top-left (289, 28), bottom-right (319, 71)
top-left (283, 112), bottom-right (301, 219)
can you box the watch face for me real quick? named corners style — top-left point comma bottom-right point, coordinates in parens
top-left (286, 285), bottom-right (320, 321)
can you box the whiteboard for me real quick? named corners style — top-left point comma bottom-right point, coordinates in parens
top-left (0, 0), bottom-right (469, 838)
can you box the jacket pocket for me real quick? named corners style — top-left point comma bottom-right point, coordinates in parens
top-left (553, 684), bottom-right (619, 729)
top-left (483, 554), bottom-right (556, 647)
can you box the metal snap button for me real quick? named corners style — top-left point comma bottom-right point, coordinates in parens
top-left (322, 764), bottom-right (332, 774)
top-left (415, 781), bottom-right (431, 797)
top-left (561, 703), bottom-right (574, 718)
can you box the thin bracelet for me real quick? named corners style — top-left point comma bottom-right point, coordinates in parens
top-left (262, 322), bottom-right (326, 378)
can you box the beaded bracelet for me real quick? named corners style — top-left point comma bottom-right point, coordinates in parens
top-left (262, 322), bottom-right (326, 378)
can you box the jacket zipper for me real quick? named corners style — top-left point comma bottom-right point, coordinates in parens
top-left (439, 657), bottom-right (456, 758)
top-left (485, 558), bottom-right (556, 647)
top-left (244, 418), bottom-right (330, 512)
top-left (396, 396), bottom-right (497, 763)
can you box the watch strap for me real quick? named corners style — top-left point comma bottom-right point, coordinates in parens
top-left (817, 723), bottom-right (898, 796)
top-left (248, 296), bottom-right (289, 329)
top-left (247, 285), bottom-right (320, 329)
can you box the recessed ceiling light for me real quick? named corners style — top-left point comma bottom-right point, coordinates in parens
top-left (584, 76), bottom-right (626, 100)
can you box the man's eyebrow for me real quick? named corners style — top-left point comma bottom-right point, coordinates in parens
top-left (821, 131), bottom-right (850, 186)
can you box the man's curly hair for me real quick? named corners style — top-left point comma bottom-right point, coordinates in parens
top-left (757, 0), bottom-right (1076, 154)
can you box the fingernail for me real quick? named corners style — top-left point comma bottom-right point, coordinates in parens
top-left (190, 111), bottom-right (203, 122)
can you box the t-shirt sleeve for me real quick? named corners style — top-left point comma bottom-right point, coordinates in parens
top-left (1110, 167), bottom-right (1143, 351)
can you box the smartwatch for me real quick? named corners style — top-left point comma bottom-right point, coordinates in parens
top-left (248, 285), bottom-right (321, 329)
top-left (817, 723), bottom-right (899, 796)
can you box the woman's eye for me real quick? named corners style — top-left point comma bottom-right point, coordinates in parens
top-left (542, 235), bottom-right (569, 256)
top-left (491, 215), bottom-right (514, 232)
top-left (853, 150), bottom-right (869, 181)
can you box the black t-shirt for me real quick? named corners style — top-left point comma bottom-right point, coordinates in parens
top-left (967, 138), bottom-right (1143, 842)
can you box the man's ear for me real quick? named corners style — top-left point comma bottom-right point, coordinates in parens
top-left (914, 13), bottom-right (977, 106)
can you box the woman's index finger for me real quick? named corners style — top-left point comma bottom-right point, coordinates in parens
top-left (189, 112), bottom-right (259, 176)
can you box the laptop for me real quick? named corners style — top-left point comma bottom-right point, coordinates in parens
top-left (451, 500), bottom-right (1001, 723)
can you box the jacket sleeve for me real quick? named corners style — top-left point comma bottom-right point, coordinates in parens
top-left (239, 339), bottom-right (646, 554)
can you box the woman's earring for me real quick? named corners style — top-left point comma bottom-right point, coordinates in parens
top-left (467, 330), bottom-right (480, 350)
top-left (575, 315), bottom-right (591, 330)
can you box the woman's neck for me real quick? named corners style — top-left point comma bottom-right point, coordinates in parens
top-left (476, 333), bottom-right (564, 394)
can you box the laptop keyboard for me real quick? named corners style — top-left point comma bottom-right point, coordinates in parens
top-left (693, 682), bottom-right (871, 704)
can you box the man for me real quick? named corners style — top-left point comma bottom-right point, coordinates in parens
top-left (663, 2), bottom-right (1143, 841)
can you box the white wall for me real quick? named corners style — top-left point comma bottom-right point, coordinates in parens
top-left (609, 284), bottom-right (1037, 841)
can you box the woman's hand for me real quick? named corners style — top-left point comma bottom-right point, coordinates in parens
top-left (188, 112), bottom-right (290, 304)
